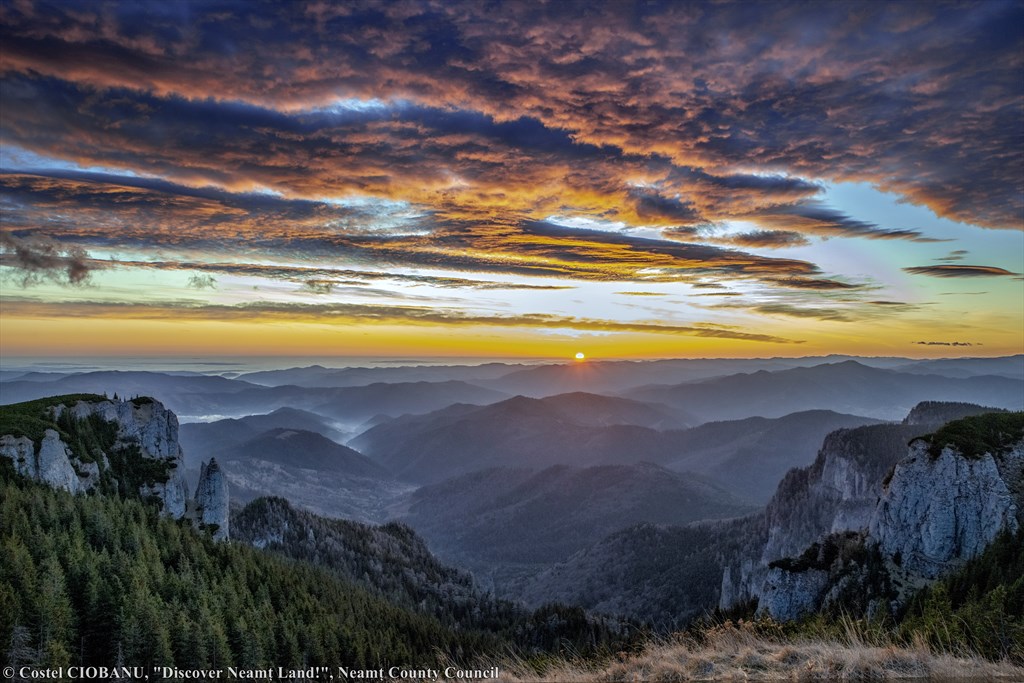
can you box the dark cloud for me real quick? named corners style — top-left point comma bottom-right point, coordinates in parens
top-left (0, 233), bottom-right (96, 286)
top-left (867, 300), bottom-right (914, 308)
top-left (301, 280), bottom-right (335, 295)
top-left (0, 171), bottom-right (423, 238)
top-left (2, 0), bottom-right (1018, 227)
top-left (710, 230), bottom-right (811, 249)
top-left (753, 202), bottom-right (946, 242)
top-left (913, 341), bottom-right (980, 347)
top-left (752, 304), bottom-right (852, 322)
top-left (903, 265), bottom-right (1020, 278)
top-left (0, 74), bottom-right (821, 227)
top-left (96, 258), bottom-right (575, 292)
top-left (766, 277), bottom-right (861, 290)
top-left (186, 273), bottom-right (217, 290)
top-left (629, 188), bottom-right (703, 225)
top-left (934, 249), bottom-right (969, 262)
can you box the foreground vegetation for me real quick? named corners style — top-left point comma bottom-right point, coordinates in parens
top-left (490, 619), bottom-right (1024, 681)
top-left (0, 461), bottom-right (498, 670)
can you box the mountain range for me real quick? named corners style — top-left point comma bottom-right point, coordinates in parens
top-left (397, 462), bottom-right (755, 588)
top-left (627, 360), bottom-right (1024, 421)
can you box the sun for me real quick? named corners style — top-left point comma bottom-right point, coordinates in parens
top-left (575, 352), bottom-right (586, 360)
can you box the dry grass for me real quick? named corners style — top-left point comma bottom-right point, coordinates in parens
top-left (461, 621), bottom-right (1024, 682)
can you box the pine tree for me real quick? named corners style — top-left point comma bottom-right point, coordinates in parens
top-left (6, 625), bottom-right (38, 681)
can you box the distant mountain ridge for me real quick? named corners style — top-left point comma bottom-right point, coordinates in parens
top-left (655, 409), bottom-right (885, 503)
top-left (627, 360), bottom-right (1024, 421)
top-left (351, 393), bottom-right (691, 483)
top-left (356, 398), bottom-right (881, 499)
top-left (237, 362), bottom-right (524, 387)
top-left (221, 428), bottom-right (388, 478)
top-left (179, 406), bottom-right (348, 468)
top-left (0, 372), bottom-right (509, 424)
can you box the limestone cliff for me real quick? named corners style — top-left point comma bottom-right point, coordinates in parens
top-left (58, 397), bottom-right (191, 516)
top-left (0, 394), bottom-right (228, 539)
top-left (871, 439), bottom-right (1022, 580)
top-left (718, 402), bottom-right (1011, 612)
top-left (757, 566), bottom-right (829, 621)
top-left (719, 423), bottom-right (923, 609)
top-left (0, 430), bottom-right (100, 494)
top-left (194, 458), bottom-right (230, 541)
top-left (756, 411), bottom-right (1023, 621)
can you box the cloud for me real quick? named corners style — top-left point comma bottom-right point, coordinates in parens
top-left (0, 233), bottom-right (96, 286)
top-left (934, 250), bottom-right (969, 262)
top-left (903, 265), bottom-right (1020, 278)
top-left (301, 280), bottom-right (335, 295)
top-left (616, 291), bottom-right (666, 297)
top-left (752, 202), bottom-right (945, 242)
top-left (913, 341), bottom-right (980, 347)
top-left (1, 169), bottom-right (842, 288)
top-left (708, 230), bottom-right (811, 249)
top-left (3, 1), bottom-right (1018, 228)
top-left (1, 0), bottom-right (1020, 350)
top-left (186, 273), bottom-right (217, 289)
top-left (0, 297), bottom-right (803, 344)
top-left (628, 188), bottom-right (703, 225)
top-left (751, 303), bottom-right (853, 322)
top-left (766, 277), bottom-right (861, 290)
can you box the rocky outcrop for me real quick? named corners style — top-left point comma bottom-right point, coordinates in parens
top-left (0, 430), bottom-right (98, 494)
top-left (1, 395), bottom-right (228, 539)
top-left (755, 412), bottom-right (1023, 620)
top-left (871, 440), bottom-right (1021, 579)
top-left (195, 458), bottom-right (230, 541)
top-left (758, 567), bottom-right (829, 621)
top-left (719, 423), bottom-right (925, 609)
top-left (63, 398), bottom-right (183, 458)
top-left (718, 403), bottom-right (1018, 613)
top-left (62, 397), bottom-right (192, 517)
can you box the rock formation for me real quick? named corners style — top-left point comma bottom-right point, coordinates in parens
top-left (757, 566), bottom-right (829, 622)
top-left (719, 423), bottom-right (923, 609)
top-left (194, 458), bottom-right (230, 541)
top-left (718, 402), bottom-right (1015, 613)
top-left (871, 439), bottom-right (1021, 579)
top-left (0, 395), bottom-right (228, 539)
top-left (0, 430), bottom-right (100, 494)
top-left (754, 411), bottom-right (1023, 621)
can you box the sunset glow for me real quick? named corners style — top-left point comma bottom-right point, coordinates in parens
top-left (0, 2), bottom-right (1021, 359)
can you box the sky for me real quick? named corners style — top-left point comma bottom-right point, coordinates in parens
top-left (0, 0), bottom-right (1022, 360)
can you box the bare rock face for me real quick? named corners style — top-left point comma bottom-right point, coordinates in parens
top-left (719, 424), bottom-right (921, 610)
top-left (0, 430), bottom-right (87, 493)
top-left (870, 440), bottom-right (1021, 579)
top-left (195, 458), bottom-right (230, 541)
top-left (747, 418), bottom-right (1022, 622)
top-left (757, 567), bottom-right (829, 621)
top-left (62, 398), bottom-right (191, 517)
